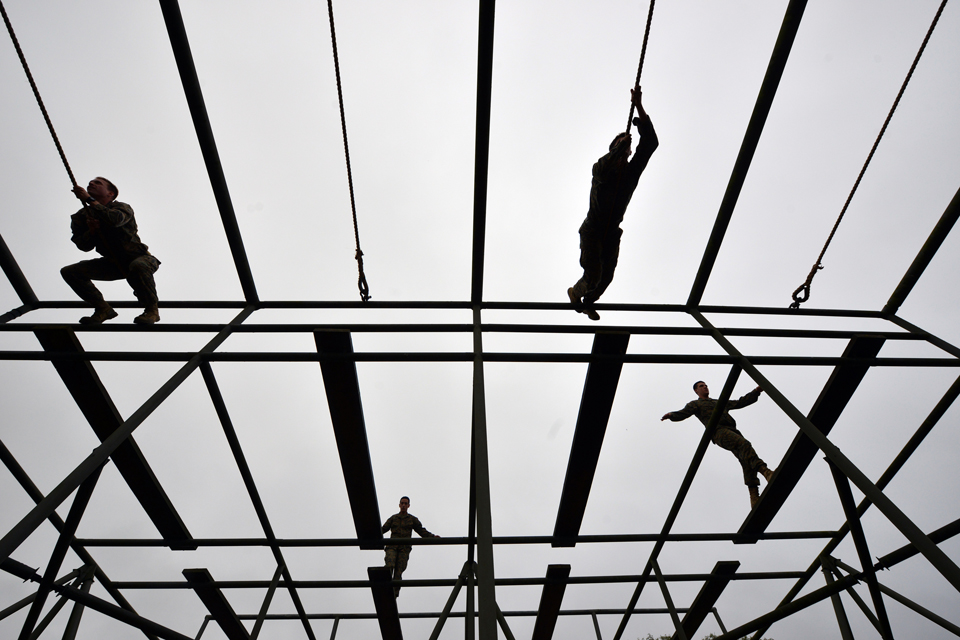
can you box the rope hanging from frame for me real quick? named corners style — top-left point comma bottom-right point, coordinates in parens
top-left (325, 0), bottom-right (371, 302)
top-left (625, 0), bottom-right (656, 132)
top-left (789, 0), bottom-right (949, 309)
top-left (1, 0), bottom-right (79, 191)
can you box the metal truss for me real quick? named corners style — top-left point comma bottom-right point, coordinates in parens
top-left (2, 0), bottom-right (960, 639)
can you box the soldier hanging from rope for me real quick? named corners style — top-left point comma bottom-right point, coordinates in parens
top-left (568, 87), bottom-right (658, 321)
top-left (61, 178), bottom-right (161, 325)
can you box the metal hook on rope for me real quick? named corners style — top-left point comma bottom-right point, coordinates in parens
top-left (789, 262), bottom-right (823, 309)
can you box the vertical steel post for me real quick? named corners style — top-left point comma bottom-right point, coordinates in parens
top-left (652, 560), bottom-right (688, 640)
top-left (60, 568), bottom-right (94, 640)
top-left (428, 562), bottom-right (470, 640)
top-left (827, 460), bottom-right (893, 639)
top-left (820, 556), bottom-right (854, 640)
top-left (250, 564), bottom-right (283, 640)
top-left (591, 612), bottom-right (603, 640)
top-left (19, 463), bottom-right (104, 640)
top-left (471, 307), bottom-right (496, 639)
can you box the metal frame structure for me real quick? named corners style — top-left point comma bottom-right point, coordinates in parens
top-left (2, 0), bottom-right (960, 639)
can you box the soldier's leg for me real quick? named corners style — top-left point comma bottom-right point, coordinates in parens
top-left (582, 234), bottom-right (621, 306)
top-left (713, 428), bottom-right (765, 487)
top-left (394, 549), bottom-right (410, 596)
top-left (570, 231), bottom-right (603, 301)
top-left (61, 258), bottom-right (122, 324)
top-left (127, 255), bottom-right (161, 324)
top-left (384, 547), bottom-right (397, 572)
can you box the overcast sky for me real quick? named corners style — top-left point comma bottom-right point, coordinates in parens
top-left (2, 1), bottom-right (959, 639)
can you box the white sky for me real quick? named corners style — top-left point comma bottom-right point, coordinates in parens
top-left (1, 1), bottom-right (959, 639)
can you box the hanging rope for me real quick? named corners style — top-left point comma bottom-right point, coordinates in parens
top-left (1, 0), bottom-right (79, 190)
top-left (790, 0), bottom-right (949, 309)
top-left (625, 0), bottom-right (656, 132)
top-left (325, 0), bottom-right (370, 302)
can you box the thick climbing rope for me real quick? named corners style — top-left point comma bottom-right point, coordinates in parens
top-left (1, 0), bottom-right (79, 191)
top-left (325, 0), bottom-right (370, 302)
top-left (790, 0), bottom-right (949, 309)
top-left (625, 0), bottom-right (656, 131)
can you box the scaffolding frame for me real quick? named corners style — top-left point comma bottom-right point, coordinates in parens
top-left (2, 0), bottom-right (960, 639)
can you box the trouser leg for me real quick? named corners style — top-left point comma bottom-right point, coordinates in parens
top-left (126, 255), bottom-right (160, 305)
top-left (713, 428), bottom-right (766, 487)
top-left (60, 258), bottom-right (124, 305)
top-left (393, 548), bottom-right (410, 595)
top-left (582, 235), bottom-right (621, 305)
top-left (571, 231), bottom-right (603, 300)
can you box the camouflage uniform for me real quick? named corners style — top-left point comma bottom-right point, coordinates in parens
top-left (666, 388), bottom-right (767, 487)
top-left (61, 201), bottom-right (160, 306)
top-left (571, 113), bottom-right (659, 305)
top-left (381, 512), bottom-right (436, 595)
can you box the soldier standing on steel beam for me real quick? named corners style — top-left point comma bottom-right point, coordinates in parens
top-left (381, 496), bottom-right (440, 597)
top-left (661, 381), bottom-right (775, 508)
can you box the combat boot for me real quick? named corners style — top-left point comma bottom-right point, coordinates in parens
top-left (79, 304), bottom-right (118, 325)
top-left (134, 304), bottom-right (160, 325)
top-left (748, 485), bottom-right (760, 509)
top-left (760, 465), bottom-right (774, 483)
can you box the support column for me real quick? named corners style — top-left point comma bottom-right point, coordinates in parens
top-left (820, 556), bottom-right (853, 640)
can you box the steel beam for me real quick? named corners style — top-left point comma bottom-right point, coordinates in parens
top-left (737, 334), bottom-right (886, 542)
top-left (33, 327), bottom-right (195, 549)
top-left (0, 308), bottom-right (251, 563)
top-left (157, 0), bottom-right (258, 302)
top-left (531, 565), bottom-right (570, 640)
top-left (828, 460), bottom-right (893, 639)
top-left (470, 0), bottom-right (496, 303)
top-left (669, 561), bottom-right (739, 640)
top-left (687, 0), bottom-right (808, 306)
top-left (884, 184), bottom-right (960, 315)
top-left (428, 562), bottom-right (470, 640)
top-left (250, 564), bottom-right (283, 640)
top-left (60, 569), bottom-right (95, 640)
top-left (183, 569), bottom-right (250, 640)
top-left (0, 440), bottom-right (159, 640)
top-left (368, 567), bottom-right (403, 640)
top-left (820, 557), bottom-right (854, 640)
top-left (202, 362), bottom-right (317, 640)
top-left (314, 331), bottom-right (382, 548)
top-left (471, 305), bottom-right (497, 640)
top-left (652, 560), bottom-right (687, 640)
top-left (553, 332), bottom-right (630, 546)
top-left (0, 568), bottom-right (80, 622)
top-left (0, 232), bottom-right (38, 305)
top-left (693, 310), bottom-right (960, 592)
top-left (19, 464), bottom-right (103, 640)
top-left (613, 366), bottom-right (742, 640)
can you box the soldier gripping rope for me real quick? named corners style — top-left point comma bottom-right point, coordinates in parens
top-left (381, 496), bottom-right (440, 597)
top-left (567, 87), bottom-right (659, 321)
top-left (661, 381), bottom-right (775, 509)
top-left (61, 177), bottom-right (161, 325)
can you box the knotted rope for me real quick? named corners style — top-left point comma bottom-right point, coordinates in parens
top-left (326, 0), bottom-right (370, 302)
top-left (790, 0), bottom-right (949, 309)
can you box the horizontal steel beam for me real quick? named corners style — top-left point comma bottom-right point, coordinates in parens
top-left (554, 333), bottom-right (630, 546)
top-left (531, 565), bottom-right (570, 640)
top-left (107, 571), bottom-right (805, 590)
top-left (32, 327), bottom-right (195, 549)
top-left (183, 568), bottom-right (250, 640)
top-left (670, 561), bottom-right (739, 640)
top-left (315, 331), bottom-right (382, 549)
top-left (73, 529), bottom-right (836, 547)
top-left (738, 335), bottom-right (886, 542)
top-left (368, 567), bottom-right (402, 640)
